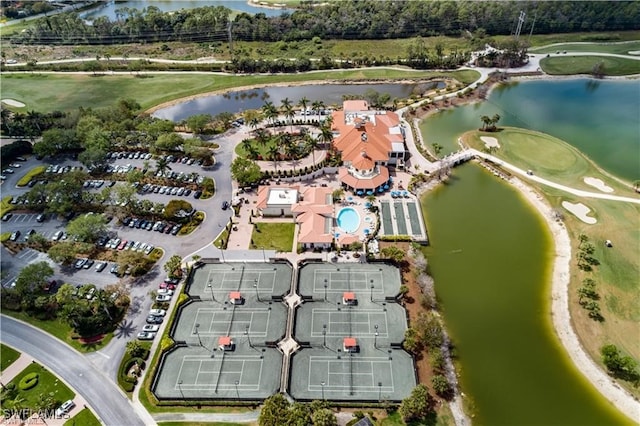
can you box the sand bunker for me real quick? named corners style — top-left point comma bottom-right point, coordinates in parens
top-left (562, 201), bottom-right (597, 224)
top-left (583, 177), bottom-right (614, 193)
top-left (1, 99), bottom-right (25, 107)
top-left (480, 136), bottom-right (500, 149)
top-left (628, 50), bottom-right (640, 55)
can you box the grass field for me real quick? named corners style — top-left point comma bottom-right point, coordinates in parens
top-left (1, 196), bottom-right (15, 216)
top-left (250, 222), bottom-right (295, 252)
top-left (531, 41), bottom-right (640, 55)
top-left (540, 55), bottom-right (640, 76)
top-left (0, 69), bottom-right (479, 114)
top-left (64, 408), bottom-right (101, 426)
top-left (463, 127), bottom-right (640, 397)
top-left (157, 423), bottom-right (247, 426)
top-left (16, 165), bottom-right (46, 187)
top-left (0, 344), bottom-right (20, 372)
top-left (7, 362), bottom-right (75, 409)
top-left (1, 310), bottom-right (114, 353)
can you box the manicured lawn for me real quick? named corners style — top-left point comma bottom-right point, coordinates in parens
top-left (540, 55), bottom-right (640, 76)
top-left (1, 310), bottom-right (114, 353)
top-left (6, 362), bottom-right (74, 409)
top-left (1, 196), bottom-right (15, 216)
top-left (16, 165), bottom-right (46, 187)
top-left (462, 127), bottom-right (637, 196)
top-left (250, 222), bottom-right (295, 252)
top-left (157, 423), bottom-right (247, 426)
top-left (0, 69), bottom-right (479, 113)
top-left (0, 344), bottom-right (20, 372)
top-left (530, 40), bottom-right (640, 55)
top-left (64, 408), bottom-right (101, 426)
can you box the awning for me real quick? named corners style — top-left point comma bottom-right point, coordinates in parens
top-left (338, 166), bottom-right (389, 190)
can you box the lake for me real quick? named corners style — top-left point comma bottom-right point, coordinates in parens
top-left (421, 164), bottom-right (632, 425)
top-left (152, 81), bottom-right (445, 121)
top-left (81, 0), bottom-right (294, 20)
top-left (421, 79), bottom-right (640, 182)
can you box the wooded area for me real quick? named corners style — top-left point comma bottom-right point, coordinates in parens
top-left (9, 1), bottom-right (640, 45)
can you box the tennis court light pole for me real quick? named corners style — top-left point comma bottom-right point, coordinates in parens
top-left (321, 381), bottom-right (326, 400)
top-left (378, 381), bottom-right (382, 402)
top-left (207, 283), bottom-right (215, 302)
top-left (254, 278), bottom-right (260, 302)
top-left (178, 380), bottom-right (185, 399)
top-left (322, 324), bottom-right (327, 348)
top-left (245, 325), bottom-right (253, 348)
top-left (324, 278), bottom-right (328, 302)
top-left (235, 380), bottom-right (240, 399)
top-left (194, 323), bottom-right (203, 347)
top-left (374, 324), bottom-right (379, 349)
top-left (370, 284), bottom-right (374, 302)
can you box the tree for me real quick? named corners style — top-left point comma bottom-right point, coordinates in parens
top-left (164, 255), bottom-right (183, 278)
top-left (592, 61), bottom-right (605, 78)
top-left (185, 114), bottom-right (211, 134)
top-left (47, 241), bottom-right (77, 265)
top-left (262, 101), bottom-right (278, 126)
top-left (117, 250), bottom-right (150, 276)
top-left (14, 261), bottom-right (53, 296)
top-left (311, 408), bottom-right (337, 426)
top-left (201, 176), bottom-right (215, 193)
top-left (164, 199), bottom-right (194, 222)
top-left (231, 157), bottom-right (262, 187)
top-left (66, 213), bottom-right (108, 243)
top-left (480, 115), bottom-right (491, 131)
top-left (601, 344), bottom-right (640, 383)
top-left (258, 394), bottom-right (290, 426)
top-left (155, 133), bottom-right (184, 151)
top-left (298, 96), bottom-right (309, 123)
top-left (126, 340), bottom-right (144, 357)
top-left (55, 283), bottom-right (75, 306)
top-left (155, 157), bottom-right (172, 175)
top-left (34, 128), bottom-right (78, 157)
top-left (399, 384), bottom-right (435, 422)
top-left (381, 246), bottom-right (405, 263)
top-left (431, 375), bottom-right (452, 398)
top-left (332, 188), bottom-right (344, 203)
top-left (431, 142), bottom-right (443, 157)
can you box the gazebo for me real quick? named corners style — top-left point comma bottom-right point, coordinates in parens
top-left (229, 291), bottom-right (244, 305)
top-left (343, 337), bottom-right (358, 353)
top-left (218, 336), bottom-right (234, 351)
top-left (343, 292), bottom-right (357, 305)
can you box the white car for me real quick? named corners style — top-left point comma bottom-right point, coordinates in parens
top-left (157, 289), bottom-right (174, 296)
top-left (55, 400), bottom-right (75, 417)
top-left (156, 294), bottom-right (172, 302)
top-left (149, 309), bottom-right (166, 317)
top-left (142, 324), bottom-right (159, 332)
top-left (137, 331), bottom-right (156, 340)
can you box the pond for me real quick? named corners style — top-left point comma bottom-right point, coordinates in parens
top-left (152, 81), bottom-right (445, 121)
top-left (421, 164), bottom-right (632, 425)
top-left (81, 0), bottom-right (294, 20)
top-left (420, 79), bottom-right (640, 182)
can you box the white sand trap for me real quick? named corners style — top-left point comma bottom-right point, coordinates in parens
top-left (562, 201), bottom-right (597, 224)
top-left (583, 177), bottom-right (614, 193)
top-left (480, 136), bottom-right (500, 149)
top-left (628, 50), bottom-right (640, 55)
top-left (1, 99), bottom-right (25, 107)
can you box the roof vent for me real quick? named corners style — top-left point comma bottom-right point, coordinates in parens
top-left (361, 133), bottom-right (368, 142)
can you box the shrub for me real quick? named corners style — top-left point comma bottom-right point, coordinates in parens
top-left (18, 372), bottom-right (39, 390)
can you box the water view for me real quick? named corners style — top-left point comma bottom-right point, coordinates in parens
top-left (421, 164), bottom-right (631, 425)
top-left (152, 82), bottom-right (444, 121)
top-left (421, 79), bottom-right (640, 182)
top-left (81, 0), bottom-right (294, 20)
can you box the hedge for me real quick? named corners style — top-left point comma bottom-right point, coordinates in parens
top-left (118, 355), bottom-right (146, 394)
top-left (18, 372), bottom-right (39, 390)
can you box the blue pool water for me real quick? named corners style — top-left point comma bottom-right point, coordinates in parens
top-left (337, 208), bottom-right (361, 233)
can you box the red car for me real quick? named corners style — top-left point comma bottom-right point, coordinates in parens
top-left (159, 282), bottom-right (176, 290)
top-left (117, 240), bottom-right (128, 250)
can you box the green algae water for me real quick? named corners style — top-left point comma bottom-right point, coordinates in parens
top-left (421, 165), bottom-right (632, 425)
top-left (421, 79), bottom-right (639, 181)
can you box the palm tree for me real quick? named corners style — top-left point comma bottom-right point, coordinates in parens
top-left (480, 115), bottom-right (491, 131)
top-left (267, 145), bottom-right (280, 174)
top-left (285, 143), bottom-right (299, 173)
top-left (283, 103), bottom-right (295, 132)
top-left (304, 134), bottom-right (319, 165)
top-left (241, 138), bottom-right (253, 156)
top-left (155, 157), bottom-right (171, 175)
top-left (311, 100), bottom-right (325, 122)
top-left (298, 96), bottom-right (309, 122)
top-left (262, 101), bottom-right (278, 126)
top-left (491, 113), bottom-right (501, 131)
top-left (319, 125), bottom-right (334, 150)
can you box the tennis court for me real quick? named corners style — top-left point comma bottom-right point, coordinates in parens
top-left (298, 263), bottom-right (401, 300)
top-left (291, 262), bottom-right (415, 401)
top-left (152, 261), bottom-right (292, 401)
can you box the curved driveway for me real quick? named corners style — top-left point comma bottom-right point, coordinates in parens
top-left (1, 315), bottom-right (151, 426)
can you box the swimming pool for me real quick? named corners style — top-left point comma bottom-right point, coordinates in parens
top-left (337, 207), bottom-right (361, 233)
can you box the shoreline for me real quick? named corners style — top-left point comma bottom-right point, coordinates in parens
top-left (506, 176), bottom-right (640, 422)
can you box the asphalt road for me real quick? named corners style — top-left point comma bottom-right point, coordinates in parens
top-left (0, 315), bottom-right (148, 426)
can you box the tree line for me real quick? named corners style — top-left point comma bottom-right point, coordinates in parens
top-left (10, 1), bottom-right (640, 45)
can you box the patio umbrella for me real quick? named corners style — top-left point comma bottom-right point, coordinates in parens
top-left (383, 184), bottom-right (389, 190)
top-left (365, 202), bottom-right (372, 208)
top-left (364, 228), bottom-right (370, 234)
top-left (356, 190), bottom-right (364, 196)
top-left (378, 187), bottom-right (384, 193)
top-left (366, 190), bottom-right (374, 196)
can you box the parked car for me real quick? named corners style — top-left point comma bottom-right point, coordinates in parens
top-left (137, 332), bottom-right (156, 340)
top-left (110, 264), bottom-right (120, 275)
top-left (159, 282), bottom-right (176, 291)
top-left (2, 213), bottom-right (13, 221)
top-left (36, 213), bottom-right (46, 222)
top-left (146, 315), bottom-right (163, 324)
top-left (10, 230), bottom-right (22, 241)
top-left (95, 262), bottom-right (107, 272)
top-left (156, 294), bottom-right (172, 303)
top-left (221, 201), bottom-right (229, 210)
top-left (85, 287), bottom-right (96, 300)
top-left (83, 259), bottom-right (95, 269)
top-left (74, 258), bottom-right (87, 269)
top-left (149, 309), bottom-right (166, 317)
top-left (55, 400), bottom-right (75, 417)
top-left (157, 289), bottom-right (174, 296)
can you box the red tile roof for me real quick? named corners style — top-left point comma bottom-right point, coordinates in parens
top-left (229, 291), bottom-right (242, 300)
top-left (343, 292), bottom-right (355, 300)
top-left (343, 337), bottom-right (357, 347)
top-left (218, 336), bottom-right (232, 346)
top-left (338, 166), bottom-right (389, 189)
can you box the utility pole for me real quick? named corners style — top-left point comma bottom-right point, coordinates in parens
top-left (514, 11), bottom-right (526, 40)
top-left (528, 11), bottom-right (537, 43)
top-left (227, 20), bottom-right (234, 57)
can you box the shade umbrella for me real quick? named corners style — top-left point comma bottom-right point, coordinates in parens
top-left (364, 228), bottom-right (370, 234)
top-left (383, 184), bottom-right (389, 190)
top-left (356, 190), bottom-right (364, 196)
top-left (378, 187), bottom-right (384, 193)
top-left (366, 190), bottom-right (374, 196)
top-left (365, 202), bottom-right (372, 208)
